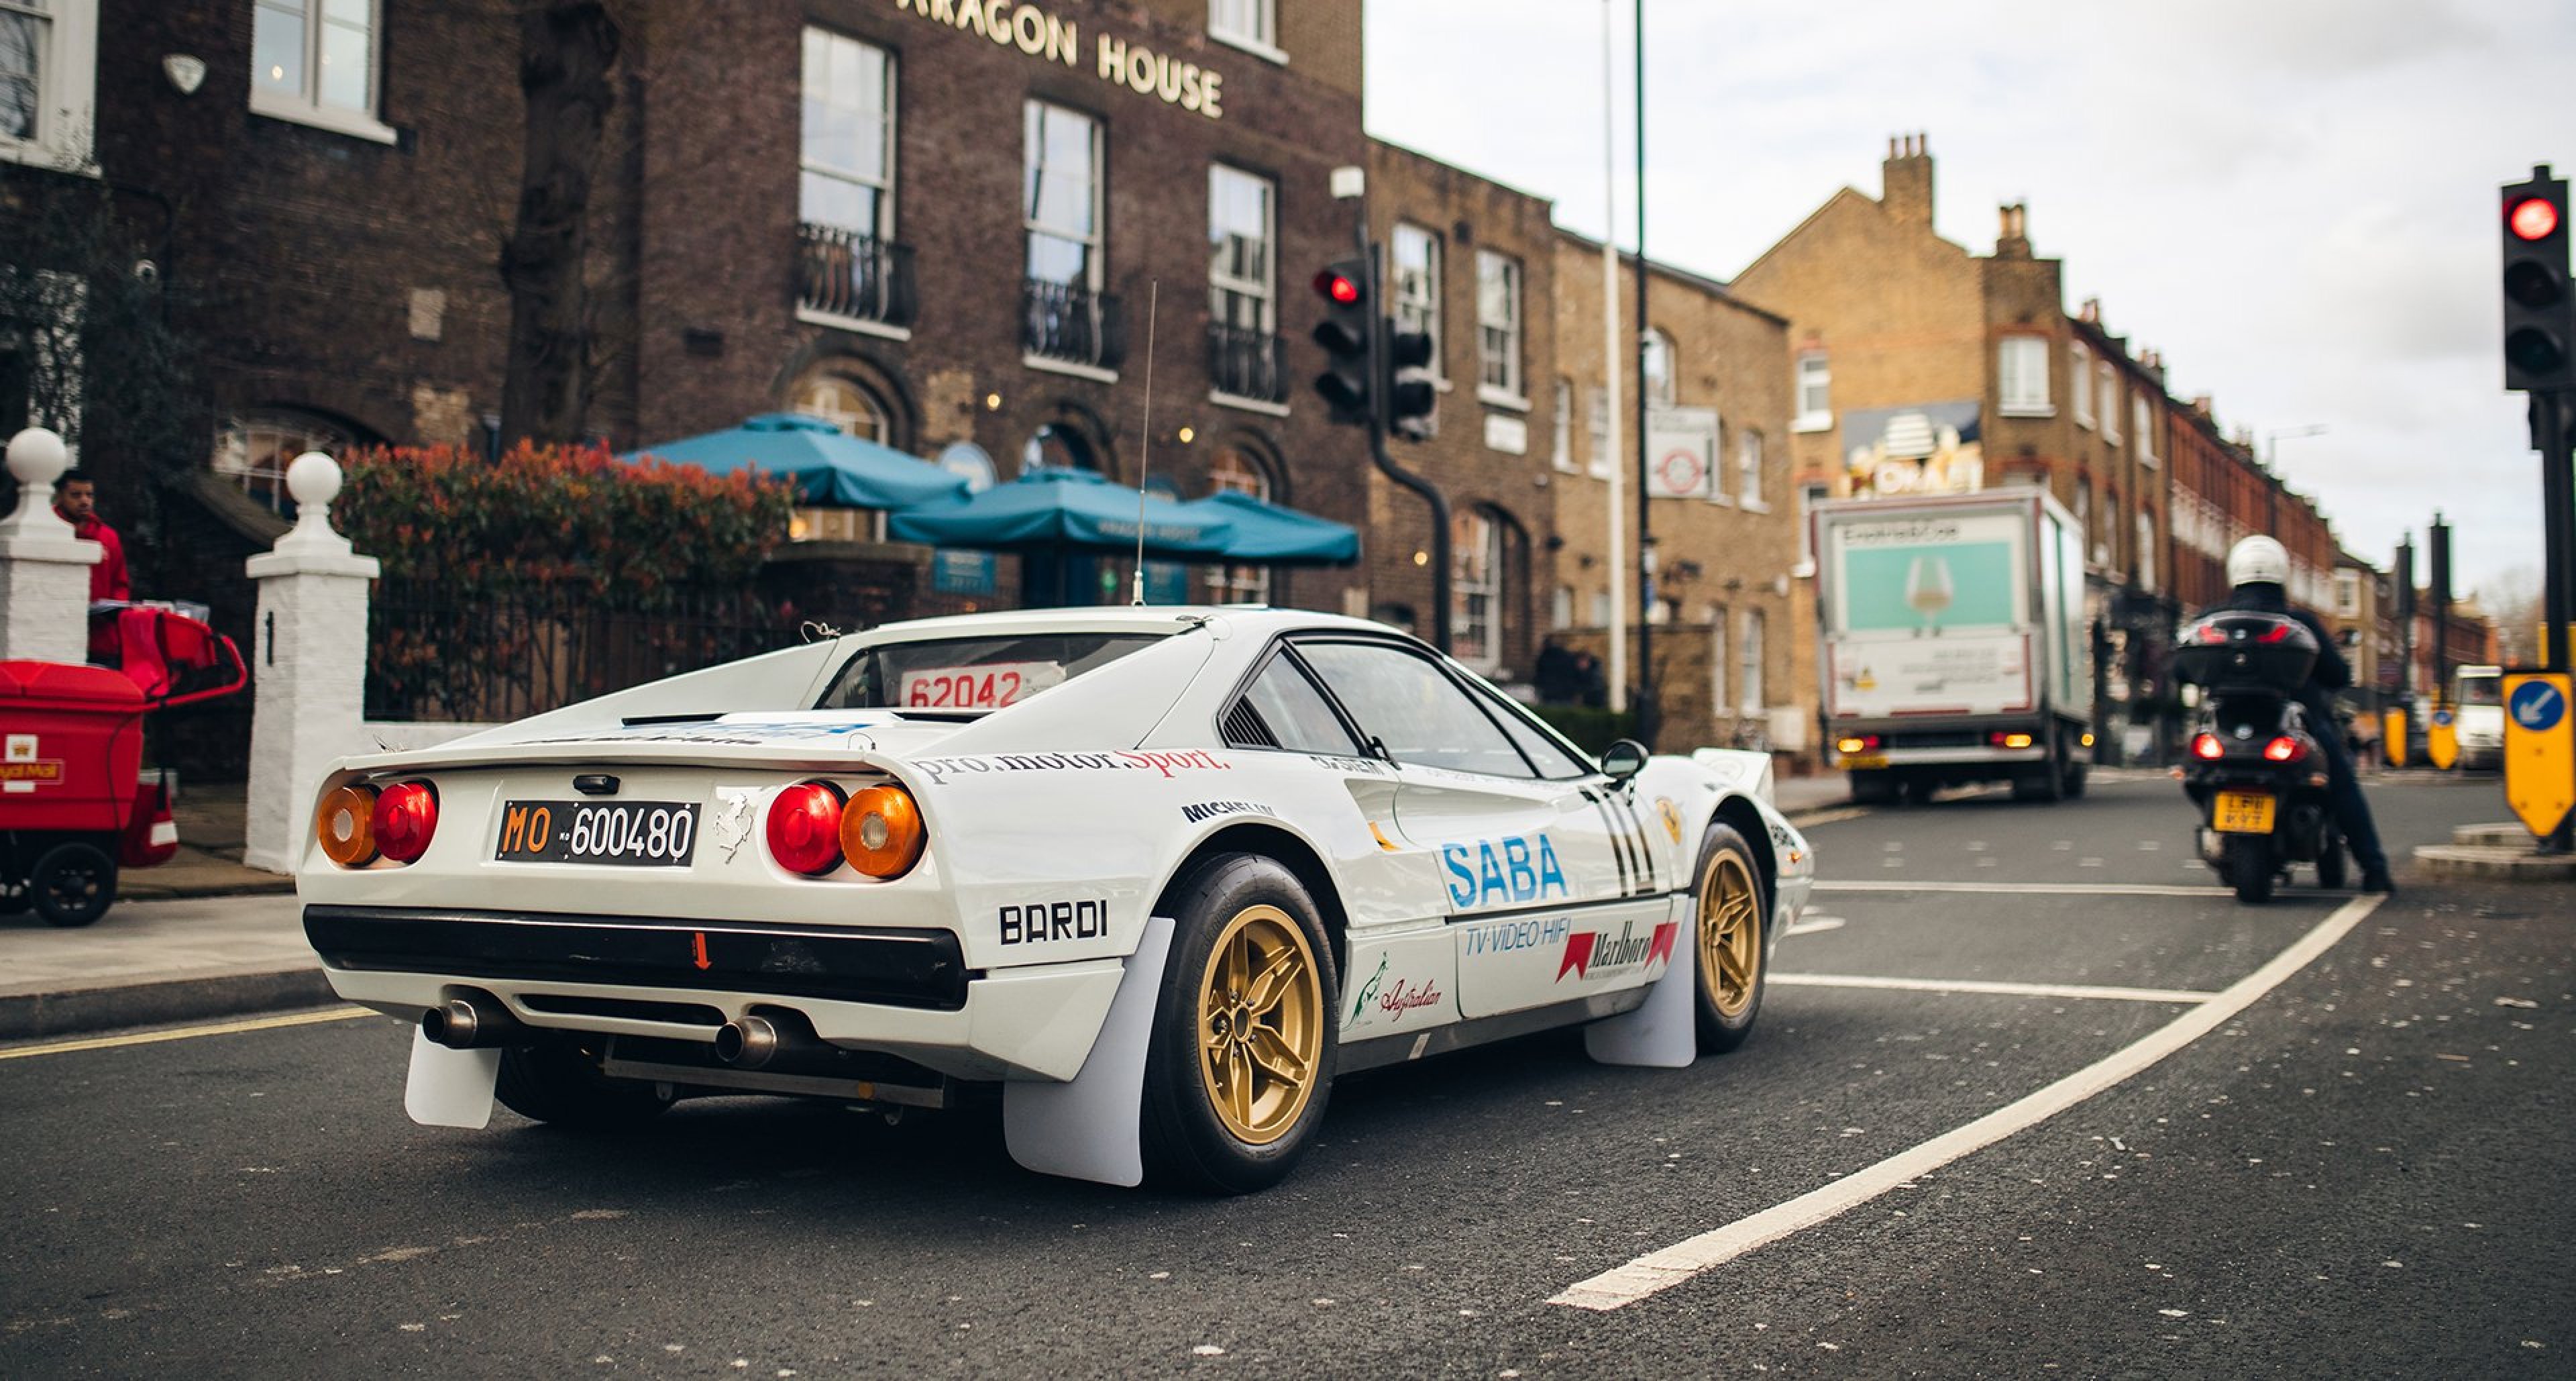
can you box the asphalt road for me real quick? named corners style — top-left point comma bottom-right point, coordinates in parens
top-left (2, 773), bottom-right (2567, 1377)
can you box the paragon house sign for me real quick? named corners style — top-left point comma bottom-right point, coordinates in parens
top-left (892, 0), bottom-right (1227, 119)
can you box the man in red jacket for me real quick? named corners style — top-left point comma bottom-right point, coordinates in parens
top-left (53, 469), bottom-right (131, 603)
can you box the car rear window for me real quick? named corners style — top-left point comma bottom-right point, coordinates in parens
top-left (814, 633), bottom-right (1165, 713)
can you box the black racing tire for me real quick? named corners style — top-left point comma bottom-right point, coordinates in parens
top-left (31, 841), bottom-right (116, 927)
top-left (1140, 854), bottom-right (1338, 1194)
top-left (1688, 823), bottom-right (1769, 1055)
top-left (2229, 836), bottom-right (2276, 905)
top-left (2316, 830), bottom-right (2349, 891)
top-left (494, 1039), bottom-right (677, 1129)
top-left (0, 878), bottom-right (31, 915)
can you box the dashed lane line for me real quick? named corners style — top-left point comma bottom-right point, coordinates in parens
top-left (1770, 972), bottom-right (2219, 1005)
top-left (0, 1007), bottom-right (375, 1061)
top-left (1549, 892), bottom-right (2386, 1311)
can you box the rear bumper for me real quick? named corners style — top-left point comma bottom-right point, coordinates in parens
top-left (305, 905), bottom-right (1124, 1082)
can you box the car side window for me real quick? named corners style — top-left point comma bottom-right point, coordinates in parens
top-left (1474, 685), bottom-right (1594, 779)
top-left (1295, 640), bottom-right (1534, 778)
top-left (1224, 651), bottom-right (1364, 755)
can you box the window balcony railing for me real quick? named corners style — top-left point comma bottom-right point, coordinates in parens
top-left (1205, 322), bottom-right (1288, 403)
top-left (796, 223), bottom-right (918, 329)
top-left (1021, 278), bottom-right (1126, 372)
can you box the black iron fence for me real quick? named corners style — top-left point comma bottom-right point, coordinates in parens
top-left (365, 579), bottom-right (798, 723)
top-left (796, 223), bottom-right (918, 328)
top-left (1021, 278), bottom-right (1126, 371)
top-left (1206, 323), bottom-right (1288, 403)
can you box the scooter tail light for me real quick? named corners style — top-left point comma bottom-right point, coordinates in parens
top-left (841, 783), bottom-right (926, 879)
top-left (2190, 733), bottom-right (2224, 760)
top-left (2261, 735), bottom-right (2306, 763)
top-left (373, 780), bottom-right (439, 864)
top-left (317, 783), bottom-right (381, 866)
top-left (2257, 622), bottom-right (2298, 644)
top-left (767, 780), bottom-right (847, 876)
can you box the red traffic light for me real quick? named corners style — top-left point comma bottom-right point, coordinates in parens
top-left (2510, 195), bottom-right (2561, 242)
top-left (1314, 268), bottom-right (1362, 305)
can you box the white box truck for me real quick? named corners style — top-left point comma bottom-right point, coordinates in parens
top-left (1812, 490), bottom-right (2096, 803)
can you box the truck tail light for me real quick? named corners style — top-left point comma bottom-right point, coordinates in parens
top-left (767, 780), bottom-right (847, 876)
top-left (841, 784), bottom-right (926, 879)
top-left (1988, 731), bottom-right (2035, 750)
top-left (1835, 734), bottom-right (1882, 755)
top-left (317, 783), bottom-right (380, 866)
top-left (374, 781), bottom-right (439, 864)
top-left (2190, 733), bottom-right (2224, 760)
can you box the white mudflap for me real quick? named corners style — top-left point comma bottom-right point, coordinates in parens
top-left (1583, 933), bottom-right (1699, 1069)
top-left (1002, 915), bottom-right (1175, 1187)
top-left (404, 1027), bottom-right (502, 1129)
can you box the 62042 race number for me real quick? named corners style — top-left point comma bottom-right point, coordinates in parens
top-left (494, 800), bottom-right (699, 866)
top-left (899, 660), bottom-right (1065, 710)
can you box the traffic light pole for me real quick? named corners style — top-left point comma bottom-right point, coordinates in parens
top-left (1348, 198), bottom-right (1452, 654)
top-left (2536, 388), bottom-right (2574, 853)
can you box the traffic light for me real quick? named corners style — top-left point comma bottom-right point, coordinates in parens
top-left (1311, 260), bottom-right (1373, 426)
top-left (2502, 167), bottom-right (2573, 393)
top-left (1385, 324), bottom-right (1437, 441)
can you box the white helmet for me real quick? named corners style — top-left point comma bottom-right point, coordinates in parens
top-left (2226, 535), bottom-right (2290, 587)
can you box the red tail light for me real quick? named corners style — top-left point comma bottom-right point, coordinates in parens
top-left (2261, 735), bottom-right (2306, 763)
top-left (374, 781), bottom-right (439, 864)
top-left (2256, 621), bottom-right (2298, 644)
top-left (767, 780), bottom-right (847, 876)
top-left (2190, 733), bottom-right (2224, 760)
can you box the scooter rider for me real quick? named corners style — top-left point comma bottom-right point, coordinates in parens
top-left (2206, 535), bottom-right (2395, 894)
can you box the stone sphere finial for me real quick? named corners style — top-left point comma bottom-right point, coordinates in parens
top-left (286, 450), bottom-right (343, 509)
top-left (6, 427), bottom-right (69, 489)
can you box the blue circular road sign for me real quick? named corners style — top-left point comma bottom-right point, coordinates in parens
top-left (2510, 679), bottom-right (2567, 732)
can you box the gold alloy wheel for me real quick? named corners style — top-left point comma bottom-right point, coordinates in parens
top-left (1195, 904), bottom-right (1322, 1145)
top-left (1697, 849), bottom-right (1762, 1020)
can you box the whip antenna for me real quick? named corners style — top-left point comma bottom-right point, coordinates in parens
top-left (1132, 279), bottom-right (1159, 606)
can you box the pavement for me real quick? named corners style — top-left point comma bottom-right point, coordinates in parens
top-left (2, 766), bottom-right (2542, 1045)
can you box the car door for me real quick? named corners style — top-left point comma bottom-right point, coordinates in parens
top-left (1291, 639), bottom-right (1668, 1021)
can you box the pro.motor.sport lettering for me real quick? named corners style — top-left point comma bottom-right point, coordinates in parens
top-left (912, 749), bottom-right (1230, 786)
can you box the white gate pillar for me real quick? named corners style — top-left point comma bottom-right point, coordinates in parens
top-left (0, 427), bottom-right (102, 664)
top-left (243, 453), bottom-right (381, 874)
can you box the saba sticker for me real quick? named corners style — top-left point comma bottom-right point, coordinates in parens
top-left (1441, 832), bottom-right (1569, 909)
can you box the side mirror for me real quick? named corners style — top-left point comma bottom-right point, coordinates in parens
top-left (1599, 738), bottom-right (1649, 783)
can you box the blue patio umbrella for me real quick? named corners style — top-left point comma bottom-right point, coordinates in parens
top-left (1178, 490), bottom-right (1360, 565)
top-left (621, 413), bottom-right (969, 510)
top-left (888, 466), bottom-right (1234, 558)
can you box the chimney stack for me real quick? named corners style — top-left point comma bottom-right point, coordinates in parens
top-left (2079, 297), bottom-right (2102, 324)
top-left (1882, 132), bottom-right (1933, 228)
top-left (1994, 202), bottom-right (2029, 258)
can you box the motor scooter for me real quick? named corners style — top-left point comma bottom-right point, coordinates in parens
top-left (2171, 610), bottom-right (2343, 904)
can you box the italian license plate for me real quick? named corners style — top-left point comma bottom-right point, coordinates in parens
top-left (2212, 790), bottom-right (2276, 835)
top-left (494, 799), bottom-right (700, 866)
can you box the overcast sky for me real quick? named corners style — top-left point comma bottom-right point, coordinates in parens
top-left (1362, 0), bottom-right (2576, 603)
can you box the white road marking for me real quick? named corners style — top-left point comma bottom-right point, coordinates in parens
top-left (1548, 893), bottom-right (2385, 1311)
top-left (1792, 808), bottom-right (1868, 828)
top-left (1815, 880), bottom-right (2236, 899)
top-left (1779, 916), bottom-right (1847, 937)
top-left (1772, 973), bottom-right (2218, 1005)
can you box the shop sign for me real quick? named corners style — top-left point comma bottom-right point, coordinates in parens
top-left (892, 0), bottom-right (1227, 119)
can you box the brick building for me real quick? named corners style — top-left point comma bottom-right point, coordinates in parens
top-left (6, 0), bottom-right (1383, 627)
top-left (1359, 140), bottom-right (1560, 680)
top-left (1548, 234), bottom-right (1800, 759)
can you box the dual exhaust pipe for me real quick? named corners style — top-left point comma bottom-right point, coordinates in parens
top-left (423, 992), bottom-right (820, 1070)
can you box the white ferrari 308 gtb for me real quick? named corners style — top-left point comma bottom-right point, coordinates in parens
top-left (300, 606), bottom-right (1815, 1192)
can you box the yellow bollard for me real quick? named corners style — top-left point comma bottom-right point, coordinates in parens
top-left (2382, 707), bottom-right (2408, 768)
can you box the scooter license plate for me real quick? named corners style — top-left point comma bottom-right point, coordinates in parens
top-left (2213, 790), bottom-right (2276, 834)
